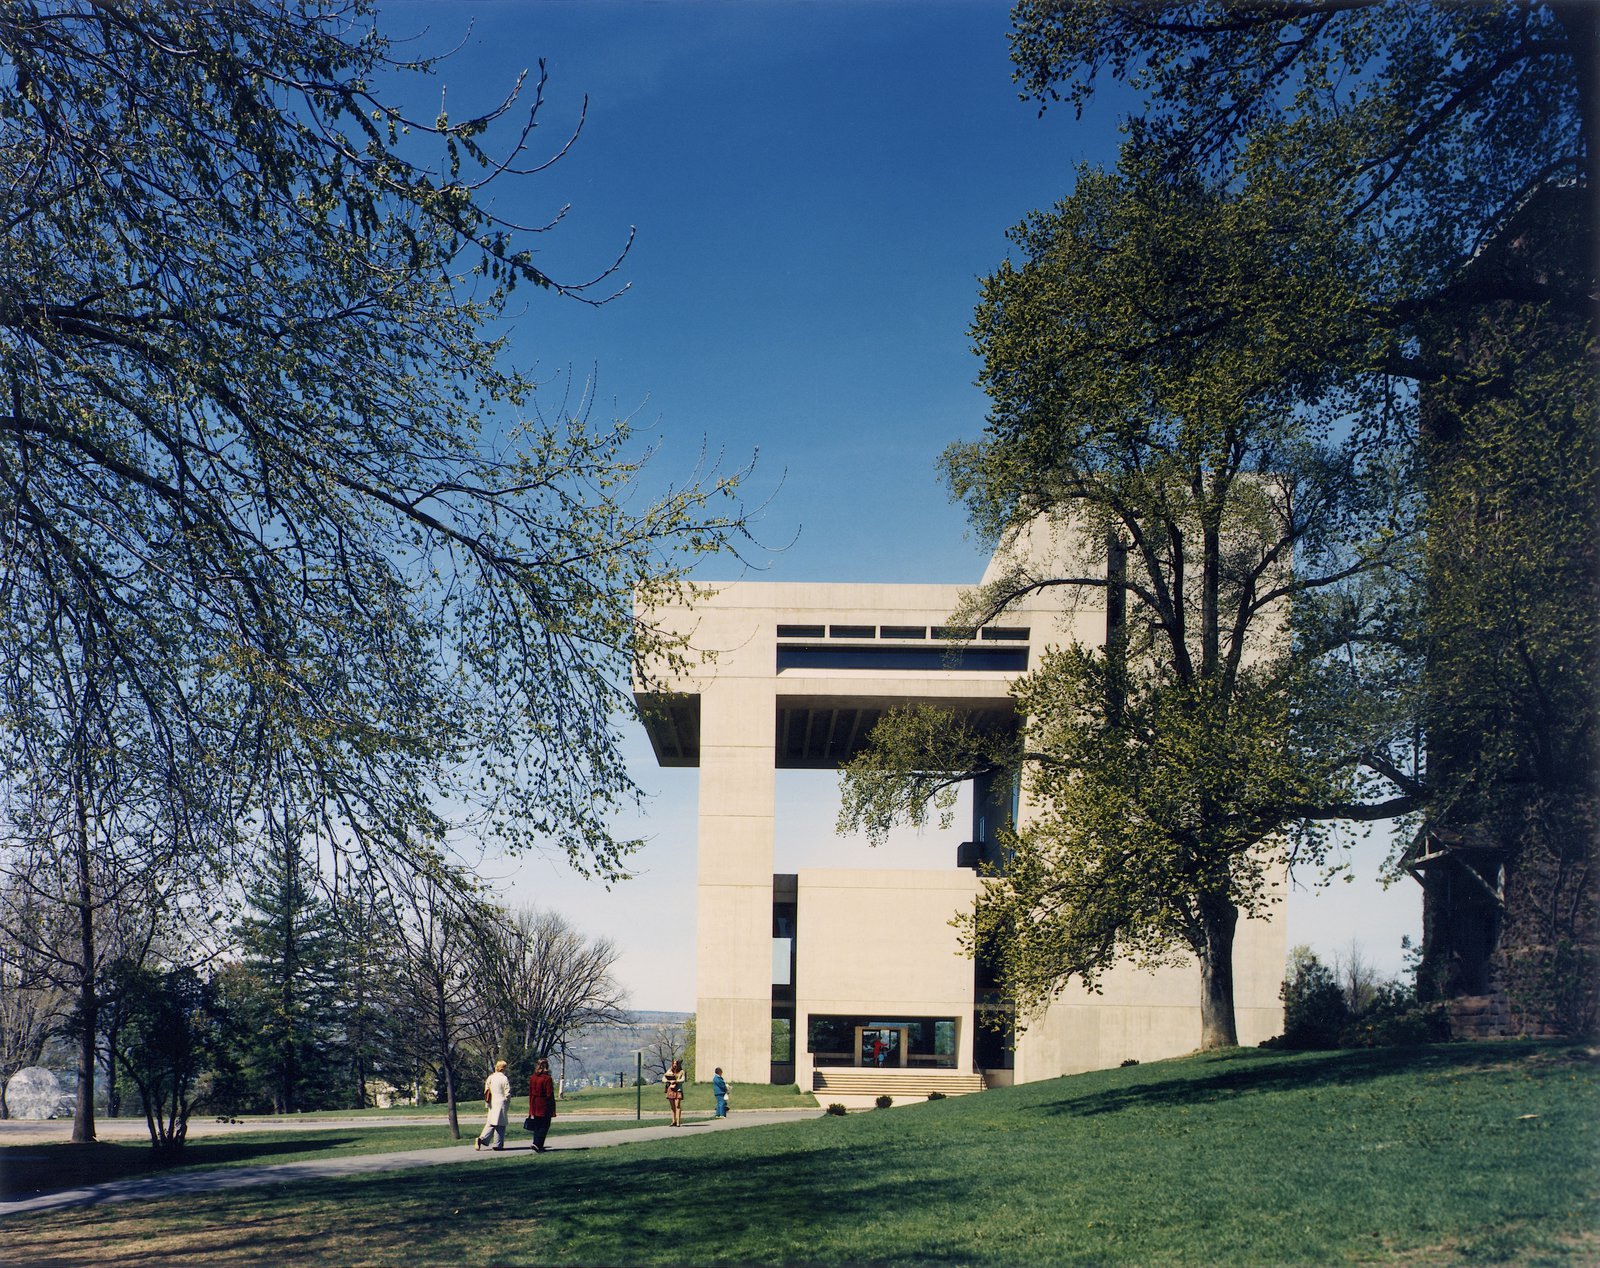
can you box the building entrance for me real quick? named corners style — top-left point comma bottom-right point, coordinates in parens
top-left (810, 1014), bottom-right (959, 1069)
top-left (857, 1025), bottom-right (906, 1068)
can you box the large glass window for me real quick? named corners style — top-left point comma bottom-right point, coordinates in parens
top-left (807, 1014), bottom-right (959, 1068)
top-left (771, 902), bottom-right (796, 992)
top-left (771, 1017), bottom-right (794, 1063)
top-left (974, 1009), bottom-right (1014, 1071)
top-left (807, 1015), bottom-right (855, 1064)
top-left (772, 903), bottom-right (796, 989)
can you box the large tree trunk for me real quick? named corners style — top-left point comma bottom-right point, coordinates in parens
top-left (70, 765), bottom-right (97, 1144)
top-left (438, 992), bottom-right (461, 1139)
top-left (351, 950), bottom-right (370, 1110)
top-left (1197, 894), bottom-right (1239, 1049)
top-left (104, 1019), bottom-right (120, 1118)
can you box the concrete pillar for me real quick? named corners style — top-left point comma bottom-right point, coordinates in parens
top-left (695, 680), bottom-right (776, 1084)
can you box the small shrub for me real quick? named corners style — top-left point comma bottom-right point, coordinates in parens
top-left (1269, 947), bottom-right (1351, 1049)
top-left (1341, 1003), bottom-right (1451, 1047)
top-left (1267, 945), bottom-right (1449, 1051)
top-left (1120, 1058), bottom-right (1139, 1067)
top-left (926, 1090), bottom-right (947, 1101)
top-left (1340, 980), bottom-right (1450, 1047)
top-left (825, 1103), bottom-right (847, 1116)
top-left (874, 1094), bottom-right (893, 1109)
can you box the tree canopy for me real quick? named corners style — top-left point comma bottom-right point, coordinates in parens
top-left (844, 0), bottom-right (1594, 1046)
top-left (1011, 0), bottom-right (1594, 296)
top-left (1, 0), bottom-right (745, 884)
top-left (0, 0), bottom-right (748, 1139)
top-left (844, 149), bottom-right (1417, 1047)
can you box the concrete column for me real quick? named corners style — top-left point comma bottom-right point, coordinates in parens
top-left (695, 680), bottom-right (776, 1084)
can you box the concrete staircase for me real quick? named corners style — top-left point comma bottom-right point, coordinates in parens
top-left (812, 1068), bottom-right (986, 1100)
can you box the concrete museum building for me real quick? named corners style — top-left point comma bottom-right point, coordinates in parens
top-left (636, 520), bottom-right (1287, 1099)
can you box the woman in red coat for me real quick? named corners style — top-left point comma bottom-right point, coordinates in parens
top-left (527, 1058), bottom-right (557, 1153)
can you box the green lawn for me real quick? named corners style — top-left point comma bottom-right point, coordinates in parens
top-left (2, 1041), bottom-right (1595, 1266)
top-left (223, 1079), bottom-right (812, 1120)
top-left (557, 1079), bottom-right (815, 1115)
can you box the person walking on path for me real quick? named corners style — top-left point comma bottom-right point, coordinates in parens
top-left (664, 1057), bottom-right (686, 1127)
top-left (712, 1067), bottom-right (729, 1118)
top-left (476, 1060), bottom-right (511, 1151)
top-left (527, 1057), bottom-right (557, 1152)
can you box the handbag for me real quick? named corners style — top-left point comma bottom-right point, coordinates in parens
top-left (523, 1115), bottom-right (536, 1132)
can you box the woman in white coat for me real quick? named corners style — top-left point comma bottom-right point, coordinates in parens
top-left (476, 1059), bottom-right (512, 1150)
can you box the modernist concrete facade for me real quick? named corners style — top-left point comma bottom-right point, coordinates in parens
top-left (636, 521), bottom-right (1287, 1094)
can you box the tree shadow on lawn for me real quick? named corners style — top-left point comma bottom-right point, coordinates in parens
top-left (59, 1131), bottom-right (998, 1267)
top-left (526, 1144), bottom-right (992, 1265)
top-left (1037, 1041), bottom-right (1590, 1120)
top-left (0, 1133), bottom-right (368, 1201)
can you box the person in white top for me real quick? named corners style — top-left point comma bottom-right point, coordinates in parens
top-left (476, 1059), bottom-right (512, 1151)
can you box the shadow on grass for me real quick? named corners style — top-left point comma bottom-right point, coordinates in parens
top-left (6, 1048), bottom-right (1597, 1268)
top-left (59, 1131), bottom-right (990, 1268)
top-left (0, 1133), bottom-right (363, 1201)
top-left (1038, 1039), bottom-right (1592, 1119)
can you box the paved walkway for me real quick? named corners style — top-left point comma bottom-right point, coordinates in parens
top-left (0, 1110), bottom-right (819, 1218)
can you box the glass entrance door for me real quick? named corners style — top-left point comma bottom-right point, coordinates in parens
top-left (857, 1026), bottom-right (905, 1068)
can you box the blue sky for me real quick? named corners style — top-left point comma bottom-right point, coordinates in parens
top-left (382, 0), bottom-right (1420, 1014)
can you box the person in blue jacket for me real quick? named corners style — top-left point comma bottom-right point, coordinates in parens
top-left (712, 1067), bottom-right (729, 1118)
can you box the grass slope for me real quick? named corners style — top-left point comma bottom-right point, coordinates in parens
top-left (2, 1041), bottom-right (1594, 1266)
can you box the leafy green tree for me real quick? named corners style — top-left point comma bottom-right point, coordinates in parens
top-left (1275, 947), bottom-right (1352, 1050)
top-left (842, 0), bottom-right (1592, 1049)
top-left (0, 1), bottom-right (748, 1134)
top-left (1414, 221), bottom-right (1597, 1032)
top-left (1271, 942), bottom-right (1447, 1049)
top-left (1008, 0), bottom-right (1594, 286)
top-left (1, 0), bottom-right (747, 876)
top-left (108, 961), bottom-right (232, 1156)
top-left (91, 872), bottom-right (178, 1121)
top-left (843, 148), bottom-right (1419, 1049)
top-left (1004, 0), bottom-right (1597, 1034)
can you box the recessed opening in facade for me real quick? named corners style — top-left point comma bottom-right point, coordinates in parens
top-left (808, 1015), bottom-right (960, 1069)
top-left (776, 644), bottom-right (1028, 672)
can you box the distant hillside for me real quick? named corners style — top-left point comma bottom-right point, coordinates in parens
top-left (559, 1011), bottom-right (691, 1087)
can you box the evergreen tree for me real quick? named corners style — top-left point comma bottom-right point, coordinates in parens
top-left (330, 887), bottom-right (400, 1109)
top-left (230, 841), bottom-right (345, 1113)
